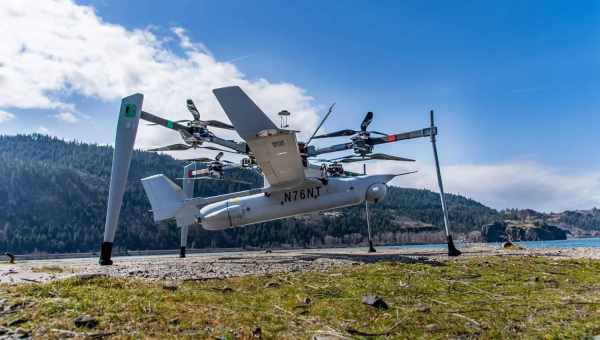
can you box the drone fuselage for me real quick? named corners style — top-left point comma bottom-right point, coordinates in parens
top-left (198, 174), bottom-right (391, 231)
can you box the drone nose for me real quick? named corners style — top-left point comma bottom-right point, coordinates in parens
top-left (366, 183), bottom-right (387, 203)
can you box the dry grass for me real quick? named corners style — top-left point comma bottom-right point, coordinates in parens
top-left (2, 256), bottom-right (600, 338)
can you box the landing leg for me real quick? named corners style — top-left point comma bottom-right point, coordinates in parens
top-left (100, 94), bottom-right (143, 265)
top-left (179, 225), bottom-right (189, 258)
top-left (366, 201), bottom-right (376, 253)
top-left (430, 110), bottom-right (461, 257)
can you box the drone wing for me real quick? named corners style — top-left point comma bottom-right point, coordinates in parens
top-left (213, 86), bottom-right (305, 189)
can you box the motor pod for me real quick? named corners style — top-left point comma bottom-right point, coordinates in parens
top-left (200, 201), bottom-right (244, 230)
top-left (366, 183), bottom-right (387, 203)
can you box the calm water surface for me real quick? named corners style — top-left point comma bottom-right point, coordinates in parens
top-left (387, 237), bottom-right (600, 250)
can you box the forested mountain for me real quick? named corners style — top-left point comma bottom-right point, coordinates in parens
top-left (0, 134), bottom-right (503, 254)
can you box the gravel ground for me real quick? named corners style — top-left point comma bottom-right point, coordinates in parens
top-left (1, 243), bottom-right (600, 284)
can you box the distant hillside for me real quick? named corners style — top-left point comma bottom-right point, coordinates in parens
top-left (0, 134), bottom-right (505, 254)
top-left (502, 208), bottom-right (600, 237)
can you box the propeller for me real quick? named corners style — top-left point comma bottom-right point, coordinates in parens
top-left (195, 145), bottom-right (242, 154)
top-left (177, 177), bottom-right (253, 185)
top-left (312, 111), bottom-right (383, 140)
top-left (360, 111), bottom-right (373, 131)
top-left (147, 143), bottom-right (192, 152)
top-left (336, 153), bottom-right (415, 163)
top-left (181, 152), bottom-right (234, 164)
top-left (185, 99), bottom-right (235, 130)
top-left (186, 99), bottom-right (201, 121)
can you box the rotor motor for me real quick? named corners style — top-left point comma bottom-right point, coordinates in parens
top-left (365, 183), bottom-right (387, 203)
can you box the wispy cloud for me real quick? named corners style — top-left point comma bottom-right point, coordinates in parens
top-left (54, 111), bottom-right (79, 124)
top-left (0, 0), bottom-right (320, 148)
top-left (36, 126), bottom-right (51, 135)
top-left (0, 110), bottom-right (15, 123)
top-left (355, 161), bottom-right (600, 212)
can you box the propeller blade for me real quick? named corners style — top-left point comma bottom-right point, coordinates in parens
top-left (226, 178), bottom-right (253, 185)
top-left (196, 145), bottom-right (241, 154)
top-left (146, 119), bottom-right (189, 126)
top-left (140, 111), bottom-right (189, 131)
top-left (306, 103), bottom-right (335, 146)
top-left (368, 153), bottom-right (415, 162)
top-left (186, 99), bottom-right (201, 121)
top-left (343, 170), bottom-right (362, 177)
top-left (369, 130), bottom-right (388, 136)
top-left (338, 158), bottom-right (366, 163)
top-left (367, 128), bottom-right (436, 145)
top-left (396, 170), bottom-right (419, 176)
top-left (360, 111), bottom-right (374, 131)
top-left (180, 157), bottom-right (213, 163)
top-left (313, 129), bottom-right (357, 139)
top-left (147, 143), bottom-right (192, 152)
top-left (215, 152), bottom-right (224, 161)
top-left (203, 120), bottom-right (235, 130)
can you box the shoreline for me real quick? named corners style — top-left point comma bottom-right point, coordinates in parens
top-left (3, 242), bottom-right (600, 284)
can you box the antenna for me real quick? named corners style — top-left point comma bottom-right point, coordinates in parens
top-left (278, 110), bottom-right (290, 128)
top-left (430, 110), bottom-right (461, 256)
top-left (306, 103), bottom-right (335, 146)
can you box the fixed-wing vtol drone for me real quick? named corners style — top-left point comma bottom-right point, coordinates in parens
top-left (99, 86), bottom-right (460, 265)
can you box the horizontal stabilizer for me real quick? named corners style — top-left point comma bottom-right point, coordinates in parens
top-left (141, 175), bottom-right (185, 222)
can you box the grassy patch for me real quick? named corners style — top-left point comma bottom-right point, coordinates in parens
top-left (2, 256), bottom-right (600, 338)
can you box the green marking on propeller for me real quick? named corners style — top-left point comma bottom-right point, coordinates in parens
top-left (167, 120), bottom-right (174, 129)
top-left (120, 103), bottom-right (137, 118)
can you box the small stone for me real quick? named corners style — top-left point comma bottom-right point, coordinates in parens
top-left (361, 295), bottom-right (388, 310)
top-left (7, 317), bottom-right (28, 327)
top-left (162, 282), bottom-right (178, 291)
top-left (425, 323), bottom-right (439, 332)
top-left (264, 281), bottom-right (280, 289)
top-left (545, 279), bottom-right (559, 288)
top-left (252, 327), bottom-right (262, 338)
top-left (415, 303), bottom-right (431, 312)
top-left (51, 329), bottom-right (77, 338)
top-left (15, 328), bottom-right (30, 337)
top-left (73, 315), bottom-right (98, 328)
top-left (168, 318), bottom-right (180, 325)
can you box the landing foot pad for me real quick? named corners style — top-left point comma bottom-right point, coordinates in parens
top-left (179, 247), bottom-right (186, 258)
top-left (447, 235), bottom-right (462, 257)
top-left (99, 242), bottom-right (113, 265)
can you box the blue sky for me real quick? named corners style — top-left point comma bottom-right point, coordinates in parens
top-left (0, 0), bottom-right (599, 211)
top-left (81, 0), bottom-right (600, 168)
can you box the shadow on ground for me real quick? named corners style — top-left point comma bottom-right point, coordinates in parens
top-left (301, 253), bottom-right (445, 266)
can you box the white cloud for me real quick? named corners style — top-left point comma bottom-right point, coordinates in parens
top-left (36, 126), bottom-right (51, 134)
top-left (0, 0), bottom-right (319, 148)
top-left (54, 111), bottom-right (79, 123)
top-left (358, 160), bottom-right (600, 212)
top-left (0, 110), bottom-right (15, 123)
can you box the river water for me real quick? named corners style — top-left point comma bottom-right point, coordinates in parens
top-left (387, 237), bottom-right (600, 250)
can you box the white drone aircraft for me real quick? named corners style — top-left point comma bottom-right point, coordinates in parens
top-left (99, 86), bottom-right (460, 265)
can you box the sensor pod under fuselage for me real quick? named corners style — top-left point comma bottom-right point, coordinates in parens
top-left (199, 175), bottom-right (392, 230)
